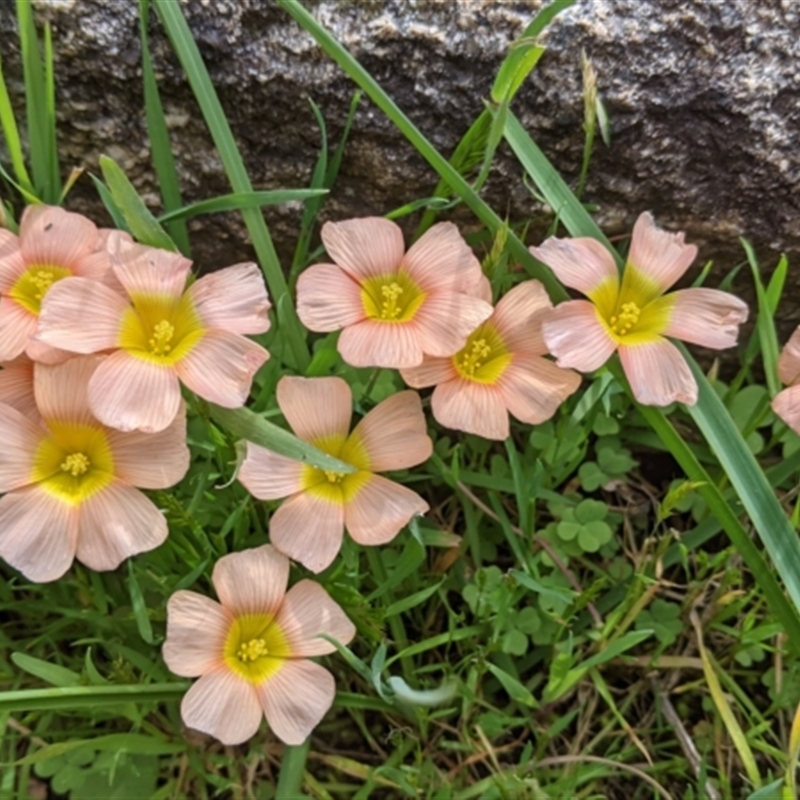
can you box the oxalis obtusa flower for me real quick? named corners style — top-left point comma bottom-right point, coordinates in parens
top-left (531, 211), bottom-right (749, 406)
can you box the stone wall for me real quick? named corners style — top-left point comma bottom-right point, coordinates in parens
top-left (1, 0), bottom-right (798, 331)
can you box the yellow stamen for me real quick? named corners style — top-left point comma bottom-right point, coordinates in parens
top-left (148, 320), bottom-right (175, 355)
top-left (60, 452), bottom-right (90, 476)
top-left (237, 637), bottom-right (269, 663)
top-left (451, 323), bottom-right (512, 384)
top-left (608, 301), bottom-right (641, 336)
top-left (324, 470), bottom-right (344, 483)
top-left (360, 273), bottom-right (426, 324)
top-left (457, 338), bottom-right (492, 376)
top-left (30, 269), bottom-right (57, 300)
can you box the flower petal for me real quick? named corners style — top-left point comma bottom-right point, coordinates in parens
top-left (338, 319), bottom-right (424, 369)
top-left (619, 339), bottom-right (697, 406)
top-left (0, 297), bottom-right (35, 362)
top-left (401, 222), bottom-right (483, 291)
top-left (347, 391), bottom-right (432, 471)
top-left (413, 292), bottom-right (493, 358)
top-left (628, 212), bottom-right (697, 293)
top-left (269, 491), bottom-right (344, 574)
top-left (345, 474), bottom-right (428, 545)
top-left (0, 403), bottom-right (44, 491)
top-left (238, 442), bottom-right (305, 500)
top-left (212, 544), bottom-right (290, 617)
top-left (0, 357), bottom-right (36, 421)
top-left (276, 375), bottom-right (352, 444)
top-left (163, 591), bottom-right (232, 677)
top-left (186, 263), bottom-right (270, 335)
top-left (181, 667), bottom-right (263, 746)
top-left (176, 329), bottom-right (269, 409)
top-left (19, 205), bottom-right (99, 268)
top-left (296, 264), bottom-right (365, 332)
top-left (36, 276), bottom-right (128, 353)
top-left (778, 326), bottom-right (800, 386)
top-left (498, 354), bottom-right (581, 425)
top-left (89, 351), bottom-right (181, 433)
top-left (772, 384), bottom-right (800, 434)
top-left (431, 378), bottom-right (510, 440)
top-left (660, 287), bottom-right (748, 350)
top-left (106, 404), bottom-right (190, 488)
top-left (321, 217), bottom-right (404, 282)
top-left (112, 244), bottom-right (192, 299)
top-left (273, 580), bottom-right (356, 657)
top-left (0, 486), bottom-right (78, 582)
top-left (399, 356), bottom-right (455, 389)
top-left (34, 356), bottom-right (99, 426)
top-left (76, 481), bottom-right (169, 571)
top-left (530, 237), bottom-right (619, 299)
top-left (542, 300), bottom-right (618, 372)
top-left (492, 280), bottom-right (551, 354)
top-left (256, 659), bottom-right (335, 745)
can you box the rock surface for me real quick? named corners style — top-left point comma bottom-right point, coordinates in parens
top-left (0, 0), bottom-right (798, 329)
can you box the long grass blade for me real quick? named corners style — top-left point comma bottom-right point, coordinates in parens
top-left (0, 56), bottom-right (34, 193)
top-left (16, 1), bottom-right (60, 203)
top-left (153, 0), bottom-right (310, 371)
top-left (139, 0), bottom-right (190, 254)
top-left (157, 189), bottom-right (327, 223)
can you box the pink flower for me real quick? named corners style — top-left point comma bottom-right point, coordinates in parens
top-left (163, 544), bottom-right (355, 746)
top-left (401, 280), bottom-right (581, 439)
top-left (296, 217), bottom-right (492, 368)
top-left (0, 356), bottom-right (190, 582)
top-left (531, 212), bottom-right (749, 406)
top-left (772, 326), bottom-right (800, 433)
top-left (238, 376), bottom-right (432, 573)
top-left (36, 242), bottom-right (271, 432)
top-left (0, 205), bottom-right (121, 364)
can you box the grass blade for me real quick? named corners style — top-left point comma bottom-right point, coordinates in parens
top-left (504, 110), bottom-right (616, 258)
top-left (100, 155), bottom-right (177, 250)
top-left (741, 238), bottom-right (781, 397)
top-left (0, 683), bottom-right (188, 713)
top-left (208, 404), bottom-right (355, 474)
top-left (153, 0), bottom-right (310, 371)
top-left (157, 189), bottom-right (327, 223)
top-left (139, 0), bottom-right (190, 254)
top-left (16, 1), bottom-right (60, 203)
top-left (0, 55), bottom-right (34, 193)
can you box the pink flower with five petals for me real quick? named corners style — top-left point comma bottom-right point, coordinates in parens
top-left (36, 242), bottom-right (271, 432)
top-left (531, 212), bottom-right (748, 406)
top-left (163, 544), bottom-right (355, 746)
top-left (297, 217), bottom-right (492, 368)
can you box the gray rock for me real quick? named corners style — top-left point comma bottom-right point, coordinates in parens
top-left (0, 0), bottom-right (798, 334)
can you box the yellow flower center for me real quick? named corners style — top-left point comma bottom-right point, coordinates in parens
top-left (300, 432), bottom-right (373, 505)
top-left (118, 292), bottom-right (204, 365)
top-left (9, 265), bottom-right (72, 315)
top-left (452, 322), bottom-right (512, 384)
top-left (360, 272), bottom-right (426, 324)
top-left (592, 266), bottom-right (677, 345)
top-left (60, 452), bottom-right (90, 476)
top-left (32, 422), bottom-right (115, 505)
top-left (237, 637), bottom-right (269, 662)
top-left (148, 320), bottom-right (175, 356)
top-left (224, 613), bottom-right (291, 684)
top-left (608, 301), bottom-right (641, 337)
